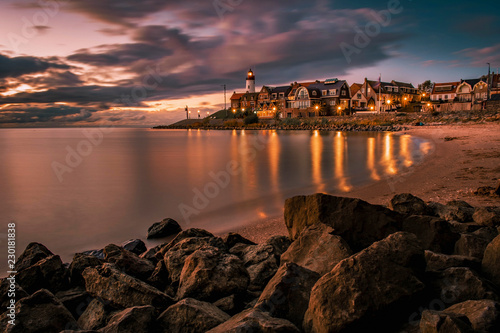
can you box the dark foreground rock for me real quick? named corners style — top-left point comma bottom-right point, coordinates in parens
top-left (284, 193), bottom-right (402, 250)
top-left (419, 309), bottom-right (474, 332)
top-left (303, 232), bottom-right (426, 333)
top-left (157, 298), bottom-right (230, 333)
top-left (99, 305), bottom-right (158, 333)
top-left (82, 263), bottom-right (174, 310)
top-left (147, 218), bottom-right (182, 239)
top-left (389, 193), bottom-right (432, 216)
top-left (0, 289), bottom-right (78, 333)
top-left (444, 300), bottom-right (500, 332)
top-left (207, 308), bottom-right (301, 333)
top-left (482, 234), bottom-right (500, 288)
top-left (121, 239), bottom-right (147, 255)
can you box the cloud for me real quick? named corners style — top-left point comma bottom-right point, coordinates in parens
top-left (33, 25), bottom-right (51, 34)
top-left (455, 43), bottom-right (500, 67)
top-left (0, 53), bottom-right (70, 79)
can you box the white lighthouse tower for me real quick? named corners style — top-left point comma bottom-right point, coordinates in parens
top-left (246, 69), bottom-right (255, 93)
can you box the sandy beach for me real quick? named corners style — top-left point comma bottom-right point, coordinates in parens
top-left (235, 123), bottom-right (500, 243)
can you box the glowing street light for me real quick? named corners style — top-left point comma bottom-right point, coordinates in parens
top-left (315, 105), bottom-right (319, 110)
top-left (232, 108), bottom-right (236, 113)
top-left (386, 100), bottom-right (391, 104)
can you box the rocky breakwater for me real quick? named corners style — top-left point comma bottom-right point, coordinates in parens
top-left (1, 193), bottom-right (500, 332)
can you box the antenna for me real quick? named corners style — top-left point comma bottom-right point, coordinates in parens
top-left (221, 84), bottom-right (227, 117)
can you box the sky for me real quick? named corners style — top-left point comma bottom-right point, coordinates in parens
top-left (0, 0), bottom-right (499, 127)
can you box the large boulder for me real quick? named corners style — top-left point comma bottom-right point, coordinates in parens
top-left (15, 242), bottom-right (53, 271)
top-left (99, 305), bottom-right (158, 333)
top-left (121, 239), bottom-right (147, 255)
top-left (55, 288), bottom-right (92, 320)
top-left (147, 218), bottom-right (182, 239)
top-left (280, 224), bottom-right (352, 276)
top-left (303, 232), bottom-right (426, 333)
top-left (164, 236), bottom-right (226, 284)
top-left (424, 251), bottom-right (481, 272)
top-left (147, 260), bottom-right (170, 291)
top-left (206, 308), bottom-right (301, 333)
top-left (443, 300), bottom-right (500, 333)
top-left (0, 278), bottom-right (28, 314)
top-left (482, 234), bottom-right (500, 288)
top-left (255, 262), bottom-right (320, 328)
top-left (177, 246), bottom-right (249, 302)
top-left (440, 200), bottom-right (475, 222)
top-left (77, 298), bottom-right (116, 331)
top-left (223, 233), bottom-right (256, 249)
top-left (389, 193), bottom-right (431, 216)
top-left (419, 309), bottom-right (473, 332)
top-left (265, 236), bottom-right (292, 257)
top-left (401, 215), bottom-right (459, 254)
top-left (16, 254), bottom-right (69, 294)
top-left (0, 289), bottom-right (78, 333)
top-left (69, 253), bottom-right (103, 287)
top-left (427, 267), bottom-right (499, 306)
top-left (473, 208), bottom-right (500, 228)
top-left (157, 298), bottom-right (230, 333)
top-left (159, 228), bottom-right (217, 254)
top-left (284, 194), bottom-right (402, 250)
top-left (241, 243), bottom-right (279, 291)
top-left (103, 244), bottom-right (155, 281)
top-left (454, 227), bottom-right (498, 260)
top-left (82, 263), bottom-right (174, 310)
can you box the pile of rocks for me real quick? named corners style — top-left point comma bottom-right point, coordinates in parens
top-left (1, 193), bottom-right (499, 332)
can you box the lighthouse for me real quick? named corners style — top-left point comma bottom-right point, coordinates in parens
top-left (246, 69), bottom-right (255, 93)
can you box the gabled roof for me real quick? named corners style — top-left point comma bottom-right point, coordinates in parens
top-left (271, 86), bottom-right (292, 95)
top-left (461, 78), bottom-right (485, 87)
top-left (431, 82), bottom-right (460, 94)
top-left (350, 83), bottom-right (363, 95)
top-left (392, 81), bottom-right (415, 89)
top-left (230, 92), bottom-right (245, 100)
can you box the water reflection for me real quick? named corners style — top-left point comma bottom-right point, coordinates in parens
top-left (367, 137), bottom-right (381, 181)
top-left (334, 131), bottom-right (353, 192)
top-left (311, 130), bottom-right (325, 193)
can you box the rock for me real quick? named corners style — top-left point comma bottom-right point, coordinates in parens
top-left (401, 215), bottom-right (459, 254)
top-left (223, 233), bottom-right (256, 249)
top-left (140, 244), bottom-right (164, 263)
top-left (157, 298), bottom-right (230, 333)
top-left (482, 234), bottom-right (500, 288)
top-left (82, 249), bottom-right (105, 260)
top-left (280, 224), bottom-right (352, 276)
top-left (69, 253), bottom-right (103, 287)
top-left (103, 244), bottom-right (155, 281)
top-left (428, 267), bottom-right (498, 306)
top-left (454, 228), bottom-right (498, 260)
top-left (147, 218), bottom-right (182, 239)
top-left (164, 236), bottom-right (226, 285)
top-left (206, 308), bottom-right (301, 333)
top-left (303, 232), bottom-right (426, 333)
top-left (284, 194), bottom-right (402, 250)
top-left (265, 236), bottom-right (292, 257)
top-left (419, 310), bottom-right (473, 332)
top-left (474, 186), bottom-right (496, 196)
top-left (100, 305), bottom-right (157, 333)
top-left (177, 246), bottom-right (249, 302)
top-left (0, 278), bottom-right (28, 314)
top-left (213, 295), bottom-right (240, 315)
top-left (16, 255), bottom-right (69, 294)
top-left (77, 299), bottom-right (115, 331)
top-left (147, 260), bottom-right (170, 291)
top-left (441, 200), bottom-right (475, 222)
top-left (389, 193), bottom-right (431, 216)
top-left (82, 263), bottom-right (174, 310)
top-left (448, 221), bottom-right (483, 234)
top-left (121, 239), bottom-right (147, 255)
top-left (427, 201), bottom-right (446, 218)
top-left (444, 300), bottom-right (500, 332)
top-left (473, 208), bottom-right (500, 227)
top-left (229, 243), bottom-right (253, 257)
top-left (0, 289), bottom-right (78, 333)
top-left (424, 251), bottom-right (481, 272)
top-left (255, 262), bottom-right (320, 328)
top-left (55, 288), bottom-right (92, 320)
top-left (240, 243), bottom-right (279, 291)
top-left (159, 228), bottom-right (218, 255)
top-left (15, 242), bottom-right (53, 271)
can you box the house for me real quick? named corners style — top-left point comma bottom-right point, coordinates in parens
top-left (284, 78), bottom-right (351, 118)
top-left (256, 85), bottom-right (293, 119)
top-left (391, 80), bottom-right (420, 107)
top-left (360, 78), bottom-right (400, 112)
top-left (490, 73), bottom-right (500, 95)
top-left (230, 92), bottom-right (245, 109)
top-left (240, 92), bottom-right (260, 111)
top-left (350, 83), bottom-right (368, 110)
top-left (430, 82), bottom-right (460, 102)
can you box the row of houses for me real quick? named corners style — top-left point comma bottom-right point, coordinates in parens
top-left (229, 70), bottom-right (500, 119)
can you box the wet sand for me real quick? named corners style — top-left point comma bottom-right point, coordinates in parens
top-left (233, 123), bottom-right (500, 243)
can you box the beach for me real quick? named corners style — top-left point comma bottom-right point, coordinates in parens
top-left (235, 123), bottom-right (500, 243)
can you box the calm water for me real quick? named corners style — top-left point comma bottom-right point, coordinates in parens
top-left (0, 128), bottom-right (433, 268)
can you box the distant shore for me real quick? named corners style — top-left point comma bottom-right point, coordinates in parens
top-left (234, 121), bottom-right (500, 243)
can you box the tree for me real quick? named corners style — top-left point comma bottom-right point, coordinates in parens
top-left (418, 80), bottom-right (434, 93)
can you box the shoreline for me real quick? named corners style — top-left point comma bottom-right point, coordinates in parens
top-left (234, 122), bottom-right (500, 243)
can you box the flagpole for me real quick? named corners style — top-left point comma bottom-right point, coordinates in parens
top-left (378, 74), bottom-right (381, 113)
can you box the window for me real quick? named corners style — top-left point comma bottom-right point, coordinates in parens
top-left (330, 100), bottom-right (336, 106)
top-left (279, 93), bottom-right (284, 98)
top-left (329, 89), bottom-right (336, 95)
top-left (287, 113), bottom-right (292, 118)
top-left (368, 88), bottom-right (371, 93)
top-left (308, 112), bottom-right (315, 117)
top-left (357, 93), bottom-right (361, 99)
top-left (312, 91), bottom-right (317, 96)
top-left (322, 90), bottom-right (327, 96)
top-left (272, 93), bottom-right (277, 99)
top-left (341, 90), bottom-right (346, 96)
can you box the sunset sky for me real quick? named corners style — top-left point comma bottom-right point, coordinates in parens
top-left (0, 0), bottom-right (498, 127)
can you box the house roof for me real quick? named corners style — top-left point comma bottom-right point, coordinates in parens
top-left (350, 83), bottom-right (363, 95)
top-left (271, 86), bottom-right (292, 95)
top-left (230, 92), bottom-right (245, 100)
top-left (461, 78), bottom-right (485, 87)
top-left (392, 81), bottom-right (415, 89)
top-left (431, 82), bottom-right (460, 94)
